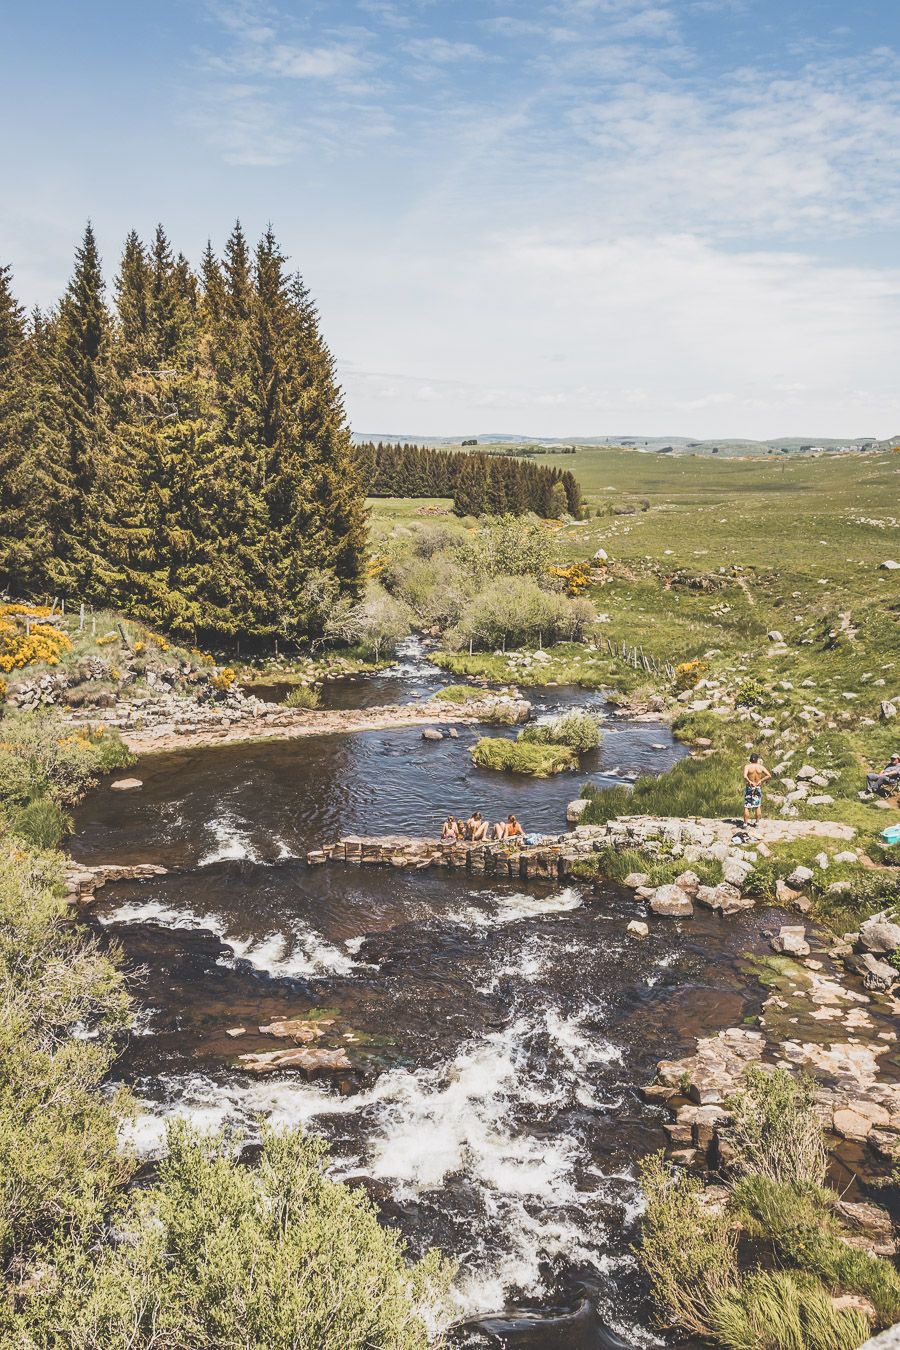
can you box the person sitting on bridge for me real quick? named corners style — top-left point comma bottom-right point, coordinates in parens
top-left (493, 814), bottom-right (524, 841)
top-left (866, 754), bottom-right (900, 796)
top-left (441, 815), bottom-right (458, 841)
top-left (468, 811), bottom-right (489, 841)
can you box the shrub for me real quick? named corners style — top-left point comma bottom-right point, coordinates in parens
top-left (211, 666), bottom-right (237, 691)
top-left (674, 659), bottom-right (709, 691)
top-left (444, 577), bottom-right (594, 652)
top-left (284, 685), bottom-right (321, 709)
top-left (711, 1270), bottom-right (869, 1350)
top-left (0, 849), bottom-right (133, 1268)
top-left (735, 677), bottom-right (767, 709)
top-left (325, 585), bottom-right (413, 661)
top-left (724, 1066), bottom-right (827, 1187)
top-left (638, 1152), bottom-right (738, 1338)
top-left (13, 1125), bottom-right (454, 1349)
top-left (519, 712), bottom-right (601, 752)
top-left (0, 713), bottom-right (133, 812)
top-left (471, 737), bottom-right (577, 776)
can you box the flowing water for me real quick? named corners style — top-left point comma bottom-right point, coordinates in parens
top-left (70, 644), bottom-right (777, 1348)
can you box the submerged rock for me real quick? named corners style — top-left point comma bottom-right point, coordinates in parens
top-left (771, 925), bottom-right (811, 957)
top-left (237, 1046), bottom-right (351, 1074)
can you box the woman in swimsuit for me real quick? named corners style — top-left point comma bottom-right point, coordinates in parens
top-left (441, 815), bottom-right (458, 841)
top-left (468, 811), bottom-right (488, 841)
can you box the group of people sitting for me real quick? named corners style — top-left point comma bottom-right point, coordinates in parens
top-left (441, 811), bottom-right (524, 843)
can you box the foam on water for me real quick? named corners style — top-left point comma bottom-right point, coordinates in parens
top-left (98, 898), bottom-right (364, 979)
top-left (447, 885), bottom-right (584, 929)
top-left (122, 1006), bottom-right (639, 1330)
top-left (198, 811), bottom-right (260, 866)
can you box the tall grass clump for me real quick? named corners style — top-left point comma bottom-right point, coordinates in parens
top-left (638, 1153), bottom-right (739, 1338)
top-left (471, 737), bottom-right (577, 776)
top-left (724, 1066), bottom-right (827, 1187)
top-left (13, 1124), bottom-right (454, 1348)
top-left (519, 711), bottom-right (602, 752)
top-left (284, 685), bottom-right (321, 709)
top-left (711, 1270), bottom-right (869, 1350)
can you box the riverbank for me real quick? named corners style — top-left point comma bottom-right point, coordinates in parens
top-left (113, 692), bottom-right (530, 755)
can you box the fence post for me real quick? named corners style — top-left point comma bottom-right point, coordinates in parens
top-left (79, 602), bottom-right (85, 631)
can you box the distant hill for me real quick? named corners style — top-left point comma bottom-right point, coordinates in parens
top-left (352, 432), bottom-right (900, 458)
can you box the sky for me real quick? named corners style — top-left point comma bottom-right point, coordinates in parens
top-left (3, 0), bottom-right (900, 440)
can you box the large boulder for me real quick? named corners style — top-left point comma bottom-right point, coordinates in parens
top-left (649, 885), bottom-right (694, 917)
top-left (859, 912), bottom-right (900, 955)
top-left (566, 798), bottom-right (590, 823)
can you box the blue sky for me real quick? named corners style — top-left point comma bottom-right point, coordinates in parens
top-left (4, 0), bottom-right (900, 438)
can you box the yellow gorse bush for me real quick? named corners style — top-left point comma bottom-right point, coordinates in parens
top-left (549, 562), bottom-right (592, 596)
top-left (0, 608), bottom-right (72, 672)
top-left (211, 666), bottom-right (237, 691)
top-left (674, 658), bottom-right (709, 691)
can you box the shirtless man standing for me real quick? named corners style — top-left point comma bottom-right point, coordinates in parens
top-left (742, 752), bottom-right (772, 827)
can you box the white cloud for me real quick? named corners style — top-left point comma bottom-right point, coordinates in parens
top-left (328, 229), bottom-right (900, 437)
top-left (402, 37), bottom-right (488, 64)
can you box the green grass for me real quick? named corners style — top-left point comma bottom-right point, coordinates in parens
top-left (470, 737), bottom-right (578, 776)
top-left (433, 684), bottom-right (484, 703)
top-left (519, 711), bottom-right (602, 751)
top-left (581, 751), bottom-right (744, 824)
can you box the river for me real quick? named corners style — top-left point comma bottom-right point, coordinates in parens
top-left (70, 642), bottom-right (779, 1348)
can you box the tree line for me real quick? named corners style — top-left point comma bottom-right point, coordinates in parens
top-left (356, 441), bottom-right (582, 518)
top-left (0, 223), bottom-right (366, 640)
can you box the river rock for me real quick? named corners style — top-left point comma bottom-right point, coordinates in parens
top-left (649, 885), bottom-right (694, 917)
top-left (623, 872), bottom-right (650, 889)
top-left (787, 865), bottom-right (814, 886)
top-left (835, 1199), bottom-right (897, 1257)
top-left (627, 920), bottom-right (649, 938)
top-left (771, 925), bottom-right (810, 957)
top-left (238, 1046), bottom-right (351, 1074)
top-left (850, 953), bottom-right (898, 992)
top-left (833, 1108), bottom-right (874, 1141)
top-left (258, 1018), bottom-right (332, 1041)
top-left (674, 870), bottom-right (701, 896)
top-left (421, 728), bottom-right (443, 741)
top-left (110, 777), bottom-right (143, 791)
top-left (775, 878), bottom-right (801, 905)
top-left (567, 798), bottom-right (590, 823)
top-left (859, 913), bottom-right (900, 955)
top-left (722, 857), bottom-right (753, 887)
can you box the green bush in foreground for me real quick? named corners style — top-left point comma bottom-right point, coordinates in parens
top-left (733, 1175), bottom-right (900, 1326)
top-left (519, 711), bottom-right (602, 752)
top-left (10, 1125), bottom-right (454, 1350)
top-left (471, 737), bottom-right (577, 776)
top-left (639, 1068), bottom-right (900, 1349)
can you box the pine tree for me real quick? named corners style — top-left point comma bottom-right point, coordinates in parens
top-left (0, 265), bottom-right (31, 589)
top-left (53, 223), bottom-right (111, 591)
